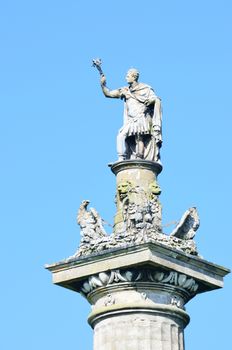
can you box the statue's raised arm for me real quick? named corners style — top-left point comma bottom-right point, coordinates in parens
top-left (92, 58), bottom-right (104, 76)
top-left (92, 58), bottom-right (123, 99)
top-left (92, 59), bottom-right (162, 162)
top-left (100, 75), bottom-right (123, 99)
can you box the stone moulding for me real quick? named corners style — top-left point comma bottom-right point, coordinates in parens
top-left (80, 268), bottom-right (199, 295)
top-left (88, 303), bottom-right (190, 328)
top-left (110, 159), bottom-right (163, 175)
top-left (45, 242), bottom-right (230, 295)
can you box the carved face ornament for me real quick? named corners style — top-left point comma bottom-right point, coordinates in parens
top-left (149, 182), bottom-right (161, 196)
top-left (117, 181), bottom-right (132, 199)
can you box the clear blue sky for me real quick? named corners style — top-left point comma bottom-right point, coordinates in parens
top-left (1, 1), bottom-right (231, 349)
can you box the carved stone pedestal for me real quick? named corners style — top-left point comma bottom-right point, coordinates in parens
top-left (110, 160), bottom-right (163, 235)
top-left (46, 242), bottom-right (229, 350)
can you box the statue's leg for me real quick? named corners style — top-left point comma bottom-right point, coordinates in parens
top-left (154, 141), bottom-right (161, 163)
top-left (117, 129), bottom-right (127, 160)
top-left (136, 134), bottom-right (144, 159)
top-left (142, 135), bottom-right (156, 161)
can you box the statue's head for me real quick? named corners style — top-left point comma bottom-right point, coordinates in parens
top-left (126, 68), bottom-right (139, 83)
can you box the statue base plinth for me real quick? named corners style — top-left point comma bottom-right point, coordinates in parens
top-left (110, 159), bottom-right (162, 176)
top-left (109, 160), bottom-right (163, 235)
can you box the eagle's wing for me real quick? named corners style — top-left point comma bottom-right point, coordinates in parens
top-left (90, 207), bottom-right (107, 237)
top-left (170, 207), bottom-right (200, 240)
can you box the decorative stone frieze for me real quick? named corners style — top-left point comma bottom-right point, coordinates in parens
top-left (80, 268), bottom-right (198, 296)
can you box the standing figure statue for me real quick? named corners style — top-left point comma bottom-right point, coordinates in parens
top-left (92, 59), bottom-right (162, 162)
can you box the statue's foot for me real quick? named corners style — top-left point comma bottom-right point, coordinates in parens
top-left (118, 155), bottom-right (126, 161)
top-left (136, 153), bottom-right (144, 159)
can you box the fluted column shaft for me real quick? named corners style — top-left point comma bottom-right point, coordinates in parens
top-left (86, 279), bottom-right (190, 350)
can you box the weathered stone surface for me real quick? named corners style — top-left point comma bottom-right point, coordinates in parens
top-left (91, 311), bottom-right (187, 350)
top-left (80, 268), bottom-right (199, 297)
top-left (75, 160), bottom-right (200, 258)
top-left (76, 231), bottom-right (198, 258)
top-left (112, 160), bottom-right (162, 234)
top-left (46, 242), bottom-right (229, 294)
top-left (170, 207), bottom-right (200, 240)
top-left (46, 242), bottom-right (229, 350)
top-left (77, 200), bottom-right (108, 247)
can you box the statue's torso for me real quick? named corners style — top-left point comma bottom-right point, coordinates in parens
top-left (120, 84), bottom-right (154, 136)
top-left (126, 96), bottom-right (147, 119)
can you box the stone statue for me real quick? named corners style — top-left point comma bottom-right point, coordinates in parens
top-left (93, 59), bottom-right (162, 162)
top-left (170, 207), bottom-right (200, 240)
top-left (77, 200), bottom-right (107, 243)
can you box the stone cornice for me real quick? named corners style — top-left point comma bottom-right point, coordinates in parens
top-left (45, 242), bottom-right (230, 293)
top-left (110, 159), bottom-right (163, 175)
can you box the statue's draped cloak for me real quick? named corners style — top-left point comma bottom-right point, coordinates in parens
top-left (119, 83), bottom-right (162, 145)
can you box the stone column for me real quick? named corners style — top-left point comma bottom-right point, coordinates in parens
top-left (88, 280), bottom-right (189, 350)
top-left (46, 243), bottom-right (230, 350)
top-left (46, 62), bottom-right (230, 349)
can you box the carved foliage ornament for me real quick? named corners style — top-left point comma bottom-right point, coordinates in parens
top-left (81, 268), bottom-right (198, 295)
